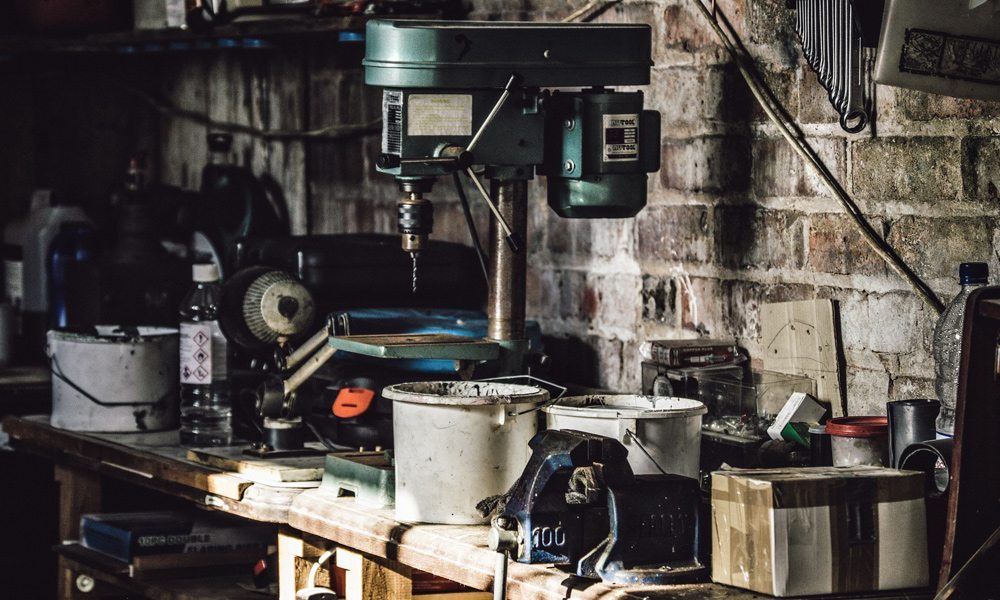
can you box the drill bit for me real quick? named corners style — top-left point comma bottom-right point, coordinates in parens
top-left (410, 251), bottom-right (418, 294)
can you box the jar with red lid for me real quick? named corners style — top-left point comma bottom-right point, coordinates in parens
top-left (826, 416), bottom-right (890, 467)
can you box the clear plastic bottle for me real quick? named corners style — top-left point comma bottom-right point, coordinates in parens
top-left (933, 262), bottom-right (988, 436)
top-left (178, 263), bottom-right (232, 447)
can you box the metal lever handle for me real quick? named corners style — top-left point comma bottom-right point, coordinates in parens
top-left (467, 72), bottom-right (523, 153)
top-left (464, 168), bottom-right (523, 253)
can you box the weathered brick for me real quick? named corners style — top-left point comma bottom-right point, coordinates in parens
top-left (866, 292), bottom-right (928, 354)
top-left (679, 276), bottom-right (725, 335)
top-left (888, 377), bottom-right (935, 402)
top-left (962, 136), bottom-right (1000, 202)
top-left (526, 267), bottom-right (559, 319)
top-left (722, 280), bottom-right (816, 343)
top-left (797, 67), bottom-right (842, 125)
top-left (659, 0), bottom-right (746, 64)
top-left (636, 205), bottom-right (712, 264)
top-left (650, 65), bottom-right (750, 127)
top-left (886, 216), bottom-right (994, 280)
top-left (559, 269), bottom-right (597, 321)
top-left (590, 274), bottom-right (641, 331)
top-left (547, 217), bottom-right (592, 259)
top-left (851, 137), bottom-right (963, 202)
top-left (807, 213), bottom-right (886, 277)
top-left (896, 89), bottom-right (1000, 121)
top-left (715, 206), bottom-right (807, 270)
top-left (641, 275), bottom-right (677, 323)
top-left (746, 0), bottom-right (800, 67)
top-left (846, 368), bottom-right (890, 415)
top-left (661, 136), bottom-right (751, 192)
top-left (752, 137), bottom-right (846, 197)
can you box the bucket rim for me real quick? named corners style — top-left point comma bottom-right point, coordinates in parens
top-left (543, 394), bottom-right (707, 419)
top-left (382, 380), bottom-right (549, 406)
top-left (48, 325), bottom-right (179, 343)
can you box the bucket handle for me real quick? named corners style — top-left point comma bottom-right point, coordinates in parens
top-left (50, 354), bottom-right (173, 408)
top-left (618, 417), bottom-right (638, 444)
top-left (623, 429), bottom-right (671, 477)
top-left (477, 375), bottom-right (567, 416)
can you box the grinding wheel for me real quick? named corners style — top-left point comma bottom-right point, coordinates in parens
top-left (220, 266), bottom-right (316, 352)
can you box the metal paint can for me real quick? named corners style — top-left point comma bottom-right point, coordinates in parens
top-left (47, 326), bottom-right (179, 432)
top-left (382, 381), bottom-right (547, 524)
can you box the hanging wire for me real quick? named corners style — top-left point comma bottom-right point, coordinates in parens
top-left (688, 0), bottom-right (944, 314)
top-left (562, 0), bottom-right (623, 23)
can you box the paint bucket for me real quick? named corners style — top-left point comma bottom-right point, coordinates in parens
top-left (48, 326), bottom-right (179, 432)
top-left (826, 416), bottom-right (890, 467)
top-left (382, 380), bottom-right (547, 524)
top-left (543, 395), bottom-right (707, 479)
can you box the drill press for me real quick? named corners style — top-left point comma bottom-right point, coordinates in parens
top-left (365, 19), bottom-right (661, 375)
top-left (248, 19), bottom-right (661, 455)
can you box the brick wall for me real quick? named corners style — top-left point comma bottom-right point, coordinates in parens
top-left (150, 2), bottom-right (1000, 414)
top-left (459, 0), bottom-right (1000, 414)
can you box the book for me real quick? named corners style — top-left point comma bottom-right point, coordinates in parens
top-left (80, 510), bottom-right (273, 563)
top-left (641, 339), bottom-right (740, 368)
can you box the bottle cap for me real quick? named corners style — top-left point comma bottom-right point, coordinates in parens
top-left (192, 263), bottom-right (220, 282)
top-left (207, 132), bottom-right (233, 153)
top-left (959, 262), bottom-right (988, 285)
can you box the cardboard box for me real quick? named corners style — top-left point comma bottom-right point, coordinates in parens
top-left (711, 467), bottom-right (927, 597)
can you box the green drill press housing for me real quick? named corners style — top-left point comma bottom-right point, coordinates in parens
top-left (364, 19), bottom-right (661, 218)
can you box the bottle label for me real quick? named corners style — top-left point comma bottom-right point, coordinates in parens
top-left (180, 322), bottom-right (213, 384)
top-left (211, 321), bottom-right (228, 381)
top-left (4, 259), bottom-right (22, 307)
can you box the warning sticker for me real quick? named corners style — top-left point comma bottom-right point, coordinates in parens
top-left (407, 94), bottom-right (473, 137)
top-left (603, 113), bottom-right (640, 162)
top-left (382, 90), bottom-right (403, 155)
top-left (180, 322), bottom-right (213, 384)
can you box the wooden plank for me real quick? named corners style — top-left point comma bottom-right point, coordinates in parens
top-left (55, 465), bottom-right (102, 600)
top-left (55, 543), bottom-right (266, 600)
top-left (761, 299), bottom-right (846, 417)
top-left (290, 492), bottom-right (733, 600)
top-left (4, 415), bottom-right (304, 522)
top-left (338, 546), bottom-right (412, 600)
top-left (187, 446), bottom-right (325, 484)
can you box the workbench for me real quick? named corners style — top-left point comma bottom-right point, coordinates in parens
top-left (3, 414), bottom-right (932, 600)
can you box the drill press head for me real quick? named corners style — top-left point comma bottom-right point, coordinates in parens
top-left (363, 19), bottom-right (661, 264)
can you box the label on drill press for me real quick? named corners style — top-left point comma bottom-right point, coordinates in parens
top-left (382, 90), bottom-right (403, 155)
top-left (406, 94), bottom-right (473, 137)
top-left (603, 113), bottom-right (640, 162)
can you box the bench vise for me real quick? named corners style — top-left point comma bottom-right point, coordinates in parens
top-left (488, 429), bottom-right (706, 585)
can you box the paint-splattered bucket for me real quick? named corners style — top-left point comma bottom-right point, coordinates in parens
top-left (48, 326), bottom-right (179, 432)
top-left (382, 381), bottom-right (547, 524)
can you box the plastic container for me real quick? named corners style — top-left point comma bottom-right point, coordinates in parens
top-left (826, 416), bottom-right (889, 467)
top-left (382, 381), bottom-right (547, 524)
top-left (48, 326), bottom-right (179, 432)
top-left (178, 264), bottom-right (232, 447)
top-left (543, 395), bottom-right (707, 479)
top-left (933, 262), bottom-right (988, 436)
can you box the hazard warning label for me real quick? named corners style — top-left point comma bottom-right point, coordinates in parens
top-left (180, 322), bottom-right (213, 384)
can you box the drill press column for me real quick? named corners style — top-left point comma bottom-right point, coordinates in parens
top-left (487, 179), bottom-right (527, 342)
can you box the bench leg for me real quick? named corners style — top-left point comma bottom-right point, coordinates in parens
top-left (54, 465), bottom-right (101, 600)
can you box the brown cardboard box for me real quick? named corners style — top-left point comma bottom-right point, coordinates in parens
top-left (711, 467), bottom-right (927, 596)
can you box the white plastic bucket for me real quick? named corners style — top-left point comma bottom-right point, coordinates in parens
top-left (48, 326), bottom-right (179, 432)
top-left (382, 380), bottom-right (548, 524)
top-left (543, 395), bottom-right (707, 479)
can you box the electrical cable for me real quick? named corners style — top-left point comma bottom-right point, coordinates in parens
top-left (562, 0), bottom-right (623, 23)
top-left (307, 548), bottom-right (337, 589)
top-left (688, 0), bottom-right (944, 314)
top-left (452, 172), bottom-right (491, 287)
top-left (126, 85), bottom-right (382, 141)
